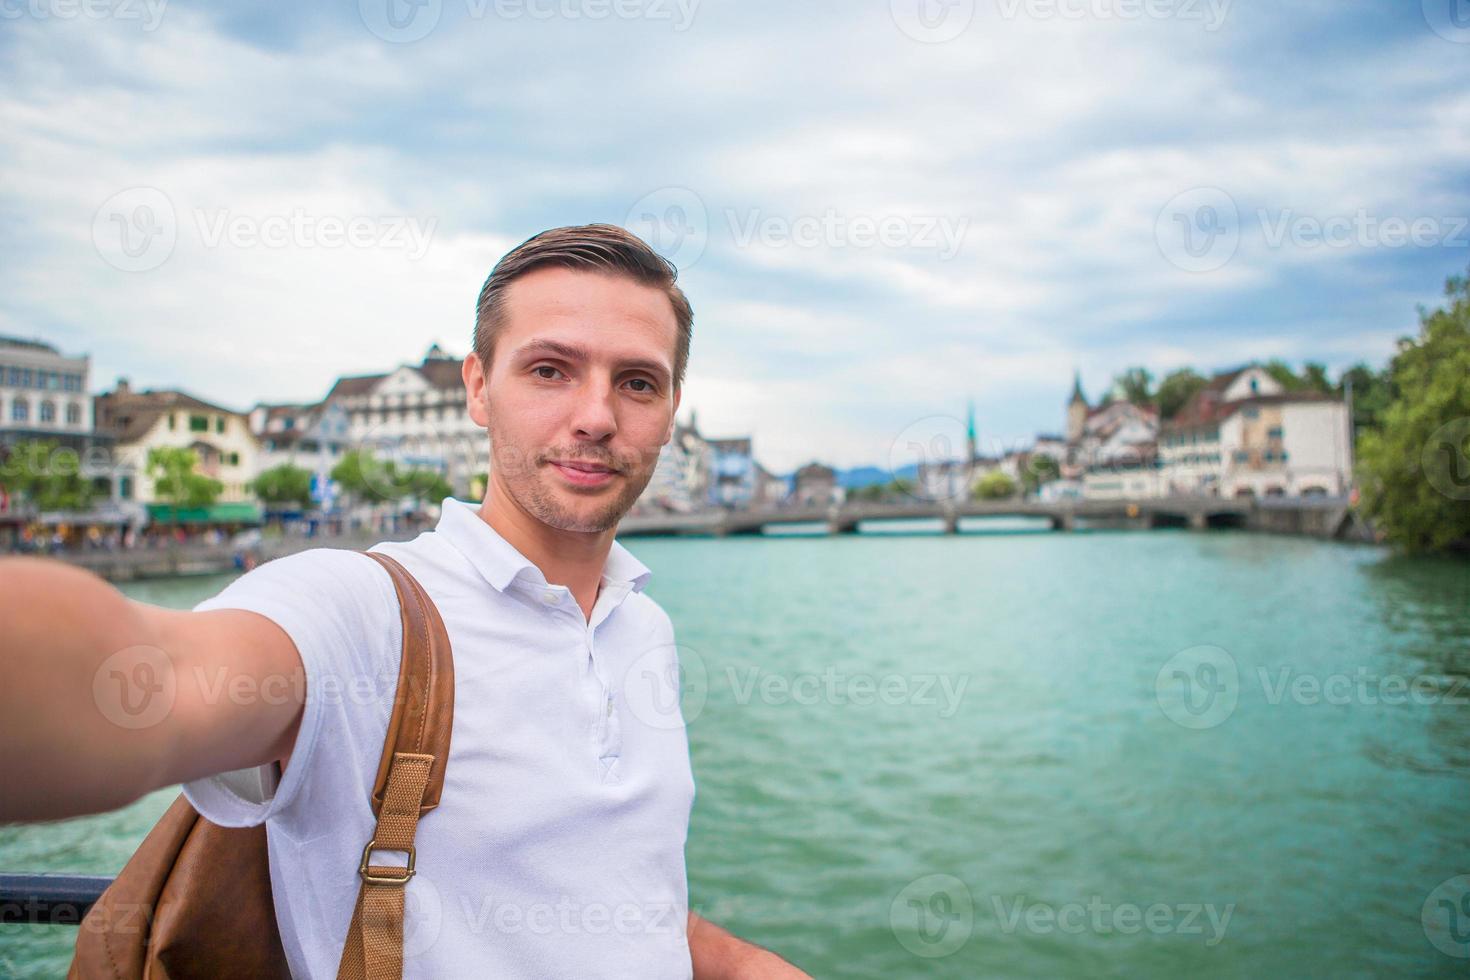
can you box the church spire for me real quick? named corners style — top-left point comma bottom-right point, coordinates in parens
top-left (1069, 370), bottom-right (1088, 406)
top-left (966, 399), bottom-right (977, 462)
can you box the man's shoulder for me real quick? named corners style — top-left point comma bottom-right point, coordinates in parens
top-left (195, 546), bottom-right (389, 607)
top-left (622, 590), bottom-right (676, 645)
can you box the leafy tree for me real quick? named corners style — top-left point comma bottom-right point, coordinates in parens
top-left (331, 449), bottom-right (405, 504)
top-left (1112, 366), bottom-right (1154, 406)
top-left (146, 446), bottom-right (222, 510)
top-left (1300, 361), bottom-right (1333, 395)
top-left (250, 464), bottom-right (314, 508)
top-left (400, 468), bottom-right (453, 509)
top-left (1356, 267), bottom-right (1470, 554)
top-left (1021, 453), bottom-right (1061, 494)
top-left (1263, 358), bottom-right (1303, 392)
top-left (972, 470), bottom-right (1018, 500)
top-left (1338, 362), bottom-right (1394, 432)
top-left (0, 439), bottom-right (95, 511)
top-left (1156, 368), bottom-right (1208, 419)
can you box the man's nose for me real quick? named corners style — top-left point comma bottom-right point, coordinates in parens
top-left (570, 376), bottom-right (618, 441)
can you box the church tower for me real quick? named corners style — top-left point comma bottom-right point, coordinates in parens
top-left (1066, 371), bottom-right (1089, 445)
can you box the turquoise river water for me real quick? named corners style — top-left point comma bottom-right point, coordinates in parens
top-left (2, 525), bottom-right (1468, 977)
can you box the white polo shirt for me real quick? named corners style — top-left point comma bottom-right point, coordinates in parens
top-left (182, 497), bottom-right (696, 979)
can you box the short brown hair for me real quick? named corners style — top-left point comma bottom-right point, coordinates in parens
top-left (473, 223), bottom-right (694, 390)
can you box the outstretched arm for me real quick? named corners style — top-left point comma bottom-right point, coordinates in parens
top-left (687, 911), bottom-right (810, 979)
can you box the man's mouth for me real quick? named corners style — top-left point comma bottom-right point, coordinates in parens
top-left (547, 458), bottom-right (621, 487)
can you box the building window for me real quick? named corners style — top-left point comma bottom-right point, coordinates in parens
top-left (190, 414), bottom-right (208, 432)
top-left (65, 403), bottom-right (81, 425)
top-left (39, 400), bottom-right (55, 423)
top-left (168, 413), bottom-right (176, 430)
top-left (228, 451), bottom-right (240, 465)
top-left (1267, 426), bottom-right (1283, 439)
top-left (21, 369), bottom-right (33, 387)
top-left (120, 475), bottom-right (133, 500)
top-left (1243, 407), bottom-right (1260, 420)
top-left (1234, 450), bottom-right (1248, 463)
top-left (11, 398), bottom-right (27, 422)
top-left (215, 417), bottom-right (225, 434)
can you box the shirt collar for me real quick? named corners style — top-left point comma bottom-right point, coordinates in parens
top-left (435, 497), bottom-right (652, 595)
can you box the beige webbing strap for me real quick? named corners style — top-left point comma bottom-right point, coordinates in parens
top-left (336, 752), bottom-right (436, 980)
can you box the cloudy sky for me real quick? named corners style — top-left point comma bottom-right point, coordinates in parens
top-left (2, 0), bottom-right (1467, 473)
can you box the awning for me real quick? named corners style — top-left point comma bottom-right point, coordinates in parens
top-left (145, 503), bottom-right (263, 525)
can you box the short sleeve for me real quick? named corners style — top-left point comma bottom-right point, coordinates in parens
top-left (181, 548), bottom-right (400, 829)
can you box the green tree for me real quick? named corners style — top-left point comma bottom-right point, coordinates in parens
top-left (146, 446), bottom-right (222, 510)
top-left (331, 449), bottom-right (405, 504)
top-left (1156, 368), bottom-right (1208, 420)
top-left (0, 439), bottom-right (95, 512)
top-left (1338, 362), bottom-right (1394, 432)
top-left (1112, 366), bottom-right (1155, 407)
top-left (1021, 453), bottom-right (1061, 495)
top-left (1356, 267), bottom-right (1470, 554)
top-left (1263, 358), bottom-right (1303, 392)
top-left (400, 468), bottom-right (453, 509)
top-left (1300, 361), bottom-right (1333, 395)
top-left (972, 470), bottom-right (1018, 500)
top-left (250, 463), bottom-right (314, 508)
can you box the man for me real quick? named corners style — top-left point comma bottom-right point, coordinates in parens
top-left (0, 224), bottom-right (809, 978)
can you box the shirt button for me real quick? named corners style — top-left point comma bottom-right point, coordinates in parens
top-left (541, 590), bottom-right (558, 605)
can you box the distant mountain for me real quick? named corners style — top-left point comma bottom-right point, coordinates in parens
top-left (775, 464), bottom-right (922, 489)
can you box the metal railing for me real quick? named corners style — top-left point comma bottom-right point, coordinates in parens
top-left (0, 873), bottom-right (111, 925)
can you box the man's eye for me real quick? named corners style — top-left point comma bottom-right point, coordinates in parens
top-left (533, 366), bottom-right (561, 380)
top-left (626, 378), bottom-right (654, 393)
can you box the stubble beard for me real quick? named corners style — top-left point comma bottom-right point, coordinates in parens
top-left (491, 429), bottom-right (653, 534)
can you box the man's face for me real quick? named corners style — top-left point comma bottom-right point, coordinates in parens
top-left (464, 265), bottom-right (681, 533)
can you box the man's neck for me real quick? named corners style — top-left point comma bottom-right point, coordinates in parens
top-left (475, 487), bottom-right (614, 622)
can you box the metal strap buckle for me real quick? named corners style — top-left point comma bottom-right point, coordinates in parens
top-left (358, 840), bottom-right (416, 885)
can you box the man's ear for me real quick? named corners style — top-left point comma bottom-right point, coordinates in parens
top-left (463, 353), bottom-right (491, 429)
top-left (665, 386), bottom-right (682, 444)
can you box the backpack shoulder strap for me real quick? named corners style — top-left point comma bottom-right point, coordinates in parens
top-left (337, 549), bottom-right (454, 980)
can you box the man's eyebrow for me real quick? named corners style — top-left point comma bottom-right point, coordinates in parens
top-left (512, 338), bottom-right (672, 381)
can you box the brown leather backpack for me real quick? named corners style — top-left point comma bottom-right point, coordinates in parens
top-left (69, 550), bottom-right (455, 980)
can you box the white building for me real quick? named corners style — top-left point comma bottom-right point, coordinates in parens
top-left (637, 414), bottom-right (713, 515)
top-left (93, 380), bottom-right (262, 505)
top-left (323, 344), bottom-right (482, 496)
top-left (1159, 365), bottom-right (1352, 498)
top-left (250, 400), bottom-right (352, 508)
top-left (0, 334), bottom-right (93, 451)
